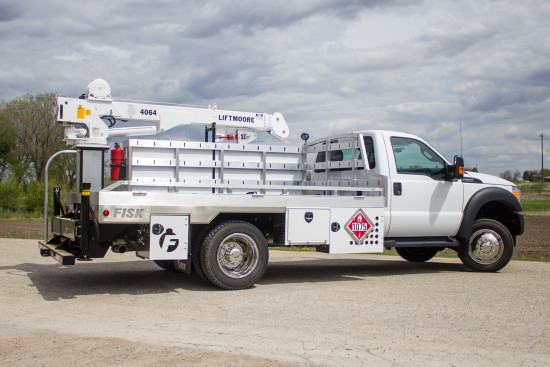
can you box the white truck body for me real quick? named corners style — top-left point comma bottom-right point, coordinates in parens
top-left (87, 136), bottom-right (387, 256)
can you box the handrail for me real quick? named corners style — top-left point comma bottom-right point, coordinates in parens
top-left (44, 150), bottom-right (78, 242)
top-left (102, 179), bottom-right (385, 195)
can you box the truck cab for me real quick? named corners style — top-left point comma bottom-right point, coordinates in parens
top-left (360, 130), bottom-right (464, 238)
top-left (310, 130), bottom-right (524, 270)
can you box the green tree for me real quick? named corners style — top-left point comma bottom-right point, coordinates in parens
top-left (24, 180), bottom-right (45, 213)
top-left (0, 123), bottom-right (15, 181)
top-left (0, 178), bottom-right (23, 211)
top-left (0, 93), bottom-right (66, 183)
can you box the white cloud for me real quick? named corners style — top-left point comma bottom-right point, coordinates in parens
top-left (0, 0), bottom-right (548, 175)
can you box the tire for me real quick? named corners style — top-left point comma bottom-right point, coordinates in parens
top-left (396, 247), bottom-right (438, 262)
top-left (191, 226), bottom-right (209, 282)
top-left (153, 260), bottom-right (176, 271)
top-left (200, 221), bottom-right (269, 290)
top-left (459, 218), bottom-right (514, 272)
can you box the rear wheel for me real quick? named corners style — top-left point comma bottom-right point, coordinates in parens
top-left (459, 218), bottom-right (514, 272)
top-left (191, 226), bottom-right (210, 281)
top-left (200, 221), bottom-right (269, 290)
top-left (396, 247), bottom-right (438, 262)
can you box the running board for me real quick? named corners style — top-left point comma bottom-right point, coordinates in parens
top-left (385, 237), bottom-right (459, 249)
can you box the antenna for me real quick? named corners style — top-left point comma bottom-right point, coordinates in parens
top-left (459, 116), bottom-right (463, 156)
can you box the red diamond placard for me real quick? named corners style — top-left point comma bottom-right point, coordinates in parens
top-left (346, 210), bottom-right (374, 242)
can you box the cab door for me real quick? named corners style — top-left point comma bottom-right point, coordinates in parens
top-left (384, 135), bottom-right (464, 237)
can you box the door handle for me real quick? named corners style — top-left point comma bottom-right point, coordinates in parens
top-left (393, 182), bottom-right (402, 196)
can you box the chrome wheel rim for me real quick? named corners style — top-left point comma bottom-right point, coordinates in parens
top-left (469, 229), bottom-right (504, 264)
top-left (217, 233), bottom-right (259, 279)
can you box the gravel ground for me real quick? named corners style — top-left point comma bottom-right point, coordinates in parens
top-left (1, 239), bottom-right (549, 366)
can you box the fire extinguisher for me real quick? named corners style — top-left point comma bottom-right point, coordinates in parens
top-left (110, 143), bottom-right (125, 180)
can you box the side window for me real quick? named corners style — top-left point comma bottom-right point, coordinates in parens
top-left (363, 136), bottom-right (376, 169)
top-left (315, 148), bottom-right (362, 163)
top-left (316, 150), bottom-right (342, 163)
top-left (390, 137), bottom-right (446, 179)
top-left (314, 147), bottom-right (362, 172)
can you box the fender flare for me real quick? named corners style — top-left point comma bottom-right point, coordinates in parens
top-left (456, 187), bottom-right (523, 240)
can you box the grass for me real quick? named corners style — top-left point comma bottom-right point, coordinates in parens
top-left (511, 256), bottom-right (550, 262)
top-left (523, 211), bottom-right (550, 217)
top-left (519, 187), bottom-right (550, 216)
top-left (1, 235), bottom-right (42, 240)
top-left (0, 210), bottom-right (43, 221)
top-left (433, 253), bottom-right (550, 262)
top-left (520, 199), bottom-right (550, 217)
top-left (521, 200), bottom-right (550, 211)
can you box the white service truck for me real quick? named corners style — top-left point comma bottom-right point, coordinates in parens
top-left (39, 80), bottom-right (524, 289)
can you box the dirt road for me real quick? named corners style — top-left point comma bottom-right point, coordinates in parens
top-left (1, 239), bottom-right (549, 366)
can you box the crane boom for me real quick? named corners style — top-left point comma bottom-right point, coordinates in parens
top-left (55, 79), bottom-right (289, 146)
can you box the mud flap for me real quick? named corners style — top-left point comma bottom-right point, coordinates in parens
top-left (175, 259), bottom-right (192, 274)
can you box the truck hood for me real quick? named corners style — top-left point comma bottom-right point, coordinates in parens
top-left (463, 171), bottom-right (514, 187)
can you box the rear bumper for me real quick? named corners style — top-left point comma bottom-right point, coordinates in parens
top-left (38, 239), bottom-right (75, 265)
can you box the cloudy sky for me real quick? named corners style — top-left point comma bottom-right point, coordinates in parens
top-left (1, 0), bottom-right (548, 176)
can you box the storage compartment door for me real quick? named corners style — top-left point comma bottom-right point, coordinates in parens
top-left (285, 208), bottom-right (330, 246)
top-left (329, 207), bottom-right (384, 254)
top-left (149, 215), bottom-right (189, 260)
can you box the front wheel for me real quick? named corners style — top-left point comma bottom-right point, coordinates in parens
top-left (396, 247), bottom-right (438, 262)
top-left (200, 221), bottom-right (269, 290)
top-left (459, 218), bottom-right (514, 272)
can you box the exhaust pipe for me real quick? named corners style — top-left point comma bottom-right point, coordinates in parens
top-left (111, 244), bottom-right (127, 253)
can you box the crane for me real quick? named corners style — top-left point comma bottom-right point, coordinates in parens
top-left (54, 79), bottom-right (289, 146)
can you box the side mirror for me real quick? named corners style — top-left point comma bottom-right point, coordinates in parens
top-left (453, 156), bottom-right (464, 179)
top-left (446, 156), bottom-right (464, 181)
